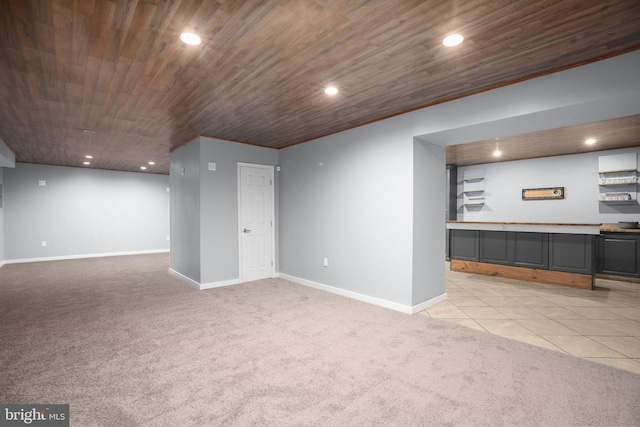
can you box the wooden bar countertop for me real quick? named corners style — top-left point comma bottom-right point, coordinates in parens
top-left (446, 221), bottom-right (602, 235)
top-left (447, 221), bottom-right (640, 234)
top-left (600, 223), bottom-right (640, 233)
top-left (446, 221), bottom-right (602, 227)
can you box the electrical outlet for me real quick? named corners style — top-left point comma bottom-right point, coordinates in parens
top-left (38, 180), bottom-right (46, 186)
top-left (41, 241), bottom-right (47, 247)
top-left (323, 257), bottom-right (328, 267)
top-left (208, 162), bottom-right (216, 171)
top-left (166, 235), bottom-right (170, 241)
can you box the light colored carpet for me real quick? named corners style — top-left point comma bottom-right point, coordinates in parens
top-left (0, 254), bottom-right (638, 426)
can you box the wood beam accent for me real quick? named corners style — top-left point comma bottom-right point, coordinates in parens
top-left (596, 274), bottom-right (640, 284)
top-left (451, 260), bottom-right (593, 290)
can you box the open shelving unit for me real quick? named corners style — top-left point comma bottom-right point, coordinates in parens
top-left (598, 153), bottom-right (638, 204)
top-left (462, 168), bottom-right (485, 207)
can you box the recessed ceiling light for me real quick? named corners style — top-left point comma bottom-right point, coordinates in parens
top-left (443, 34), bottom-right (464, 47)
top-left (585, 138), bottom-right (596, 145)
top-left (83, 161), bottom-right (90, 165)
top-left (148, 161), bottom-right (155, 165)
top-left (85, 155), bottom-right (93, 159)
top-left (82, 129), bottom-right (96, 134)
top-left (324, 87), bottom-right (339, 95)
top-left (180, 32), bottom-right (201, 45)
top-left (140, 166), bottom-right (147, 170)
top-left (493, 149), bottom-right (502, 157)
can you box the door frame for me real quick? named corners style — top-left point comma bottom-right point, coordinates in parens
top-left (237, 162), bottom-right (276, 282)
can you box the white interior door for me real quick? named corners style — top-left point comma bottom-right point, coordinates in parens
top-left (238, 164), bottom-right (274, 282)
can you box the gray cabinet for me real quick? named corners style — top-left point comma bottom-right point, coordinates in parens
top-left (478, 231), bottom-right (550, 269)
top-left (479, 231), bottom-right (509, 265)
top-left (450, 229), bottom-right (479, 261)
top-left (450, 230), bottom-right (593, 274)
top-left (513, 232), bottom-right (549, 269)
top-left (549, 234), bottom-right (594, 274)
top-left (598, 234), bottom-right (640, 278)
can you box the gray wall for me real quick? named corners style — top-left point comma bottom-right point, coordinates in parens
top-left (411, 51), bottom-right (640, 146)
top-left (0, 168), bottom-right (4, 264)
top-left (457, 147), bottom-right (640, 223)
top-left (413, 140), bottom-right (446, 304)
top-left (169, 136), bottom-right (279, 285)
top-left (170, 140), bottom-right (202, 282)
top-left (279, 121), bottom-right (420, 306)
top-left (4, 163), bottom-right (170, 261)
top-left (171, 51), bottom-right (640, 311)
top-left (0, 139), bottom-right (14, 266)
top-left (199, 137), bottom-right (280, 284)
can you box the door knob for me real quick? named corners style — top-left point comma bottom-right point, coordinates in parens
top-left (243, 228), bottom-right (251, 233)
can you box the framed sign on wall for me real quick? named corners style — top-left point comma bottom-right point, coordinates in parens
top-left (522, 187), bottom-right (565, 200)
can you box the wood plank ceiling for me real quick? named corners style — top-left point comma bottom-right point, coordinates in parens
top-left (447, 114), bottom-right (640, 167)
top-left (0, 0), bottom-right (639, 174)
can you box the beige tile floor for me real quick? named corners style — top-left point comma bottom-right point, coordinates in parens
top-left (420, 264), bottom-right (640, 374)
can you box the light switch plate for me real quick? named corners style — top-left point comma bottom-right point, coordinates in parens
top-left (38, 180), bottom-right (46, 186)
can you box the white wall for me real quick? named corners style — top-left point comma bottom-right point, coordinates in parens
top-left (4, 163), bottom-right (170, 261)
top-left (457, 147), bottom-right (640, 223)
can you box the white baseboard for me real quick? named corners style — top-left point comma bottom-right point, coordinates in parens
top-left (200, 278), bottom-right (241, 290)
top-left (279, 273), bottom-right (447, 315)
top-left (4, 249), bottom-right (170, 265)
top-left (168, 269), bottom-right (201, 289)
top-left (0, 261), bottom-right (5, 269)
top-left (411, 292), bottom-right (448, 314)
top-left (168, 268), bottom-right (241, 290)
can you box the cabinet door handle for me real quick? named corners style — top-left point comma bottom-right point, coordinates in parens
top-left (243, 228), bottom-right (251, 233)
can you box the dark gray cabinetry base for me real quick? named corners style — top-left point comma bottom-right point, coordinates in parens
top-left (513, 232), bottom-right (549, 269)
top-left (479, 231), bottom-right (509, 265)
top-left (549, 234), bottom-right (593, 274)
top-left (450, 230), bottom-right (593, 274)
top-left (598, 234), bottom-right (640, 278)
top-left (450, 229), bottom-right (479, 261)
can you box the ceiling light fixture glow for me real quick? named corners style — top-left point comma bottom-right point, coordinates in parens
top-left (85, 155), bottom-right (93, 159)
top-left (180, 32), bottom-right (201, 45)
top-left (140, 166), bottom-right (147, 170)
top-left (148, 161), bottom-right (155, 165)
top-left (585, 138), bottom-right (596, 145)
top-left (324, 87), bottom-right (339, 95)
top-left (493, 149), bottom-right (502, 157)
top-left (83, 161), bottom-right (90, 165)
top-left (82, 129), bottom-right (96, 134)
top-left (443, 34), bottom-right (464, 47)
